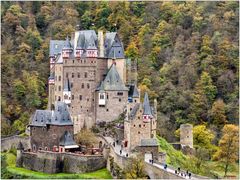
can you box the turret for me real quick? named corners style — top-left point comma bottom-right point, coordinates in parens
top-left (16, 141), bottom-right (24, 167)
top-left (98, 82), bottom-right (106, 106)
top-left (76, 33), bottom-right (84, 58)
top-left (62, 36), bottom-right (73, 59)
top-left (86, 35), bottom-right (98, 58)
top-left (63, 79), bottom-right (71, 105)
top-left (142, 92), bottom-right (153, 123)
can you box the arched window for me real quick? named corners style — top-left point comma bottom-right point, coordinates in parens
top-left (58, 76), bottom-right (61, 81)
top-left (72, 73), bottom-right (74, 78)
top-left (82, 83), bottom-right (84, 88)
top-left (78, 73), bottom-right (80, 78)
top-left (33, 144), bottom-right (36, 152)
top-left (87, 84), bottom-right (90, 89)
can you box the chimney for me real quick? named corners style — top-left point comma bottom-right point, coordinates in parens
top-left (98, 30), bottom-right (104, 57)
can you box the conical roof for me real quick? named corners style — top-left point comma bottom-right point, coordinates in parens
top-left (100, 64), bottom-right (128, 91)
top-left (59, 131), bottom-right (77, 146)
top-left (62, 36), bottom-right (72, 50)
top-left (132, 84), bottom-right (140, 98)
top-left (143, 92), bottom-right (152, 116)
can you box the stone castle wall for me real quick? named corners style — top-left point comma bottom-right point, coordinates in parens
top-left (96, 91), bottom-right (128, 123)
top-left (1, 135), bottom-right (30, 152)
top-left (17, 150), bottom-right (106, 174)
top-left (30, 125), bottom-right (73, 151)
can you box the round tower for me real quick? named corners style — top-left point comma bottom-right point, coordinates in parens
top-left (16, 141), bottom-right (24, 167)
top-left (180, 124), bottom-right (193, 148)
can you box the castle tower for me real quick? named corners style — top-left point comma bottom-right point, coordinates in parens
top-left (63, 78), bottom-right (71, 106)
top-left (16, 141), bottom-right (24, 167)
top-left (62, 36), bottom-right (73, 59)
top-left (142, 92), bottom-right (153, 123)
top-left (48, 72), bottom-right (55, 110)
top-left (180, 124), bottom-right (193, 148)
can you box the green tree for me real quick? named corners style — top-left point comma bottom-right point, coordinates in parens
top-left (210, 99), bottom-right (227, 128)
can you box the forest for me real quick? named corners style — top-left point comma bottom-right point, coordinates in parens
top-left (1, 1), bottom-right (239, 177)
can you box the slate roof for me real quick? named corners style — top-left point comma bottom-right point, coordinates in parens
top-left (30, 102), bottom-right (73, 127)
top-left (140, 138), bottom-right (158, 147)
top-left (143, 92), bottom-right (152, 116)
top-left (104, 32), bottom-right (124, 58)
top-left (96, 64), bottom-right (128, 91)
top-left (77, 30), bottom-right (97, 50)
top-left (48, 72), bottom-right (55, 80)
top-left (49, 40), bottom-right (65, 57)
top-left (59, 131), bottom-right (77, 146)
top-left (63, 79), bottom-right (71, 91)
top-left (128, 84), bottom-right (139, 98)
top-left (62, 36), bottom-right (73, 50)
top-left (129, 103), bottom-right (140, 120)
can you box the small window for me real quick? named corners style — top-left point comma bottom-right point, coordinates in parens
top-left (139, 124), bottom-right (141, 128)
top-left (106, 109), bottom-right (109, 112)
top-left (66, 73), bottom-right (68, 78)
top-left (134, 124), bottom-right (136, 127)
top-left (72, 73), bottom-right (74, 78)
top-left (138, 116), bottom-right (140, 119)
top-left (119, 51), bottom-right (121, 54)
top-left (58, 96), bottom-right (61, 101)
top-left (45, 147), bottom-right (48, 151)
top-left (130, 108), bottom-right (132, 111)
top-left (64, 94), bottom-right (68, 99)
top-left (79, 95), bottom-right (82, 100)
top-left (58, 86), bottom-right (61, 91)
top-left (87, 99), bottom-right (89, 101)
top-left (82, 83), bottom-right (84, 88)
top-left (117, 92), bottom-right (123, 96)
top-left (100, 94), bottom-right (105, 99)
top-left (84, 72), bottom-right (87, 78)
top-left (33, 144), bottom-right (36, 151)
top-left (119, 98), bottom-right (121, 102)
top-left (78, 73), bottom-right (80, 78)
top-left (58, 76), bottom-right (61, 81)
top-left (135, 100), bottom-right (137, 103)
top-left (72, 95), bottom-right (74, 100)
top-left (87, 84), bottom-right (90, 89)
top-left (71, 83), bottom-right (73, 88)
top-left (143, 124), bottom-right (146, 127)
top-left (99, 105), bottom-right (105, 107)
top-left (138, 131), bottom-right (140, 134)
top-left (107, 94), bottom-right (109, 99)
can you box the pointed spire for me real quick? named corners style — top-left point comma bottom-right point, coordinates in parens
top-left (63, 36), bottom-right (72, 50)
top-left (143, 92), bottom-right (152, 116)
top-left (64, 79), bottom-right (71, 91)
top-left (132, 84), bottom-right (139, 98)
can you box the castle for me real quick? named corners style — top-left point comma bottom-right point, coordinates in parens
top-left (48, 30), bottom-right (129, 133)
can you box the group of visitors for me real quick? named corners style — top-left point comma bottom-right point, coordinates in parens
top-left (174, 167), bottom-right (192, 179)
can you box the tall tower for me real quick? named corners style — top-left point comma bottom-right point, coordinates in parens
top-left (180, 124), bottom-right (193, 148)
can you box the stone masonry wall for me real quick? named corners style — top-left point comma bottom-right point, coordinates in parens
top-left (18, 151), bottom-right (106, 174)
top-left (30, 125), bottom-right (73, 151)
top-left (96, 91), bottom-right (128, 123)
top-left (1, 135), bottom-right (30, 152)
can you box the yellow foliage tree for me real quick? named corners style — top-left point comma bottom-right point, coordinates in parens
top-left (213, 124), bottom-right (239, 177)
